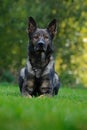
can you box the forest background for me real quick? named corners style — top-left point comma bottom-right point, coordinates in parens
top-left (0, 0), bottom-right (87, 88)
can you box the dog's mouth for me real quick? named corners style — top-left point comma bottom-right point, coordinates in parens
top-left (34, 42), bottom-right (47, 52)
top-left (35, 46), bottom-right (46, 52)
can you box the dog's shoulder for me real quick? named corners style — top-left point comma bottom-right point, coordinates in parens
top-left (26, 58), bottom-right (35, 76)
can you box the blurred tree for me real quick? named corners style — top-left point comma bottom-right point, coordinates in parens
top-left (0, 0), bottom-right (87, 87)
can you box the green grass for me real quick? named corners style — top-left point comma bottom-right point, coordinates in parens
top-left (0, 83), bottom-right (87, 130)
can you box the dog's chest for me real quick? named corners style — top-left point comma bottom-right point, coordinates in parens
top-left (30, 52), bottom-right (48, 68)
top-left (27, 56), bottom-right (54, 78)
top-left (31, 55), bottom-right (47, 78)
top-left (30, 53), bottom-right (49, 78)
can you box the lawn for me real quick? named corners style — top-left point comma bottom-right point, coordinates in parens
top-left (0, 83), bottom-right (87, 130)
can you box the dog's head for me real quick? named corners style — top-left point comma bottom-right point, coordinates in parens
top-left (27, 17), bottom-right (57, 53)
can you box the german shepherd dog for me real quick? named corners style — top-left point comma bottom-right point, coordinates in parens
top-left (18, 17), bottom-right (60, 97)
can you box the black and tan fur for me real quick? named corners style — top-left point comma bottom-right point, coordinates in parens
top-left (18, 17), bottom-right (60, 97)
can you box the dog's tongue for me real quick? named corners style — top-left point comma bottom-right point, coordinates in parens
top-left (41, 52), bottom-right (45, 63)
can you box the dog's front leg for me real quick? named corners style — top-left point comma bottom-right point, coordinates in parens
top-left (40, 78), bottom-right (53, 96)
top-left (21, 79), bottom-right (35, 98)
top-left (21, 84), bottom-right (32, 98)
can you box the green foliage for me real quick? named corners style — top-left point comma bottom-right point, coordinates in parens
top-left (0, 70), bottom-right (15, 82)
top-left (0, 83), bottom-right (87, 130)
top-left (0, 0), bottom-right (87, 86)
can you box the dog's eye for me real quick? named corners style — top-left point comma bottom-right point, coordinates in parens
top-left (34, 35), bottom-right (38, 40)
top-left (44, 36), bottom-right (49, 39)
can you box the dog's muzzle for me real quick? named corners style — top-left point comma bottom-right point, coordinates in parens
top-left (35, 39), bottom-right (46, 52)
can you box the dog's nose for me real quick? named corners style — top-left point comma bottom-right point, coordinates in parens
top-left (38, 40), bottom-right (45, 47)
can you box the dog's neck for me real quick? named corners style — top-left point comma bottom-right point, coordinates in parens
top-left (28, 44), bottom-right (53, 69)
top-left (29, 51), bottom-right (50, 69)
top-left (27, 44), bottom-right (53, 78)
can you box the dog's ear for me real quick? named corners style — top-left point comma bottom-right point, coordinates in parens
top-left (47, 19), bottom-right (57, 39)
top-left (27, 17), bottom-right (37, 37)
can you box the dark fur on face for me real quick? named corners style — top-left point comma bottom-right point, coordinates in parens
top-left (18, 17), bottom-right (60, 97)
top-left (28, 17), bottom-right (57, 69)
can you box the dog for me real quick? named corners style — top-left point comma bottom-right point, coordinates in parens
top-left (18, 17), bottom-right (60, 97)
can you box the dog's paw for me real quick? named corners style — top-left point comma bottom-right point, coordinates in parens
top-left (38, 94), bottom-right (52, 98)
top-left (22, 93), bottom-right (32, 98)
top-left (27, 95), bottom-right (32, 98)
top-left (38, 94), bottom-right (45, 98)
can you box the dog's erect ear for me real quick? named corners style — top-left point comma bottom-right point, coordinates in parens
top-left (27, 17), bottom-right (37, 37)
top-left (47, 19), bottom-right (57, 39)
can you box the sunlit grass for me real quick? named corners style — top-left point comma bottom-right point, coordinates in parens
top-left (0, 83), bottom-right (87, 130)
